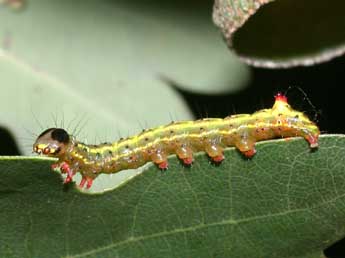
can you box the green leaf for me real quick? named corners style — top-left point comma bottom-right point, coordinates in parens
top-left (213, 0), bottom-right (345, 68)
top-left (0, 0), bottom-right (251, 190)
top-left (1, 135), bottom-right (344, 258)
top-left (0, 0), bottom-right (250, 155)
top-left (1, 0), bottom-right (196, 154)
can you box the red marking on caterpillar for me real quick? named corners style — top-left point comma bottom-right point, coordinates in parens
top-left (274, 92), bottom-right (288, 103)
top-left (33, 94), bottom-right (320, 189)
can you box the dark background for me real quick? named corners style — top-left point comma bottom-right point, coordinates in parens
top-left (178, 55), bottom-right (344, 136)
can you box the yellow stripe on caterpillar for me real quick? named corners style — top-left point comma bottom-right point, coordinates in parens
top-left (33, 93), bottom-right (320, 189)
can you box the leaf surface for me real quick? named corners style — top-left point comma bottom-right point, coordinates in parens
top-left (1, 135), bottom-right (344, 258)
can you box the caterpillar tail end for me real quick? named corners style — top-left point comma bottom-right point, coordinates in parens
top-left (307, 135), bottom-right (319, 148)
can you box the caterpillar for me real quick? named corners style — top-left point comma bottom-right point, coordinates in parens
top-left (33, 93), bottom-right (320, 189)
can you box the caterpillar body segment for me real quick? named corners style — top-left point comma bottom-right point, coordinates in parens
top-left (33, 93), bottom-right (320, 189)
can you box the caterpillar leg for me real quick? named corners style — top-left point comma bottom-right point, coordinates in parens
top-left (79, 177), bottom-right (94, 189)
top-left (154, 159), bottom-right (169, 169)
top-left (243, 149), bottom-right (256, 158)
top-left (212, 154), bottom-right (225, 163)
top-left (235, 141), bottom-right (257, 158)
top-left (181, 157), bottom-right (193, 165)
top-left (150, 149), bottom-right (168, 170)
top-left (205, 144), bottom-right (224, 163)
top-left (176, 144), bottom-right (194, 165)
top-left (51, 162), bottom-right (76, 183)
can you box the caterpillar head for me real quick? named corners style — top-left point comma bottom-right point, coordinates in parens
top-left (33, 128), bottom-right (70, 157)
